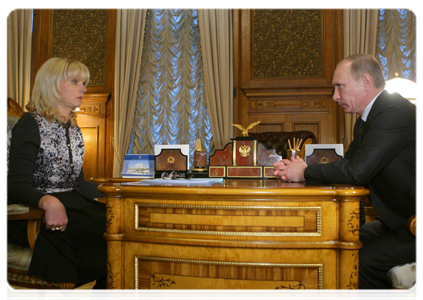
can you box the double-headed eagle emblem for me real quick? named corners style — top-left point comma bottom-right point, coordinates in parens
top-left (231, 121), bottom-right (261, 136)
top-left (239, 145), bottom-right (251, 157)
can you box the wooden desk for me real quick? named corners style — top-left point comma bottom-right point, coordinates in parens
top-left (98, 179), bottom-right (369, 289)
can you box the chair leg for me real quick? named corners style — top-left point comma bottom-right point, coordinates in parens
top-left (60, 283), bottom-right (76, 300)
top-left (38, 290), bottom-right (46, 300)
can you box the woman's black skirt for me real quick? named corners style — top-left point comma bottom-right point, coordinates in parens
top-left (8, 192), bottom-right (107, 284)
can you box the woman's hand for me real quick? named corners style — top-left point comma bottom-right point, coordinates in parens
top-left (38, 195), bottom-right (68, 232)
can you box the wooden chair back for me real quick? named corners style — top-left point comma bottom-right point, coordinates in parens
top-left (7, 97), bottom-right (24, 118)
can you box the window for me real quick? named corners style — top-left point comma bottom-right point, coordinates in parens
top-left (130, 9), bottom-right (214, 168)
top-left (376, 9), bottom-right (416, 82)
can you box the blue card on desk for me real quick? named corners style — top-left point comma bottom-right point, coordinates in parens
top-left (121, 154), bottom-right (155, 178)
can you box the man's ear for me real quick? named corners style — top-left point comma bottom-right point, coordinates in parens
top-left (362, 74), bottom-right (372, 91)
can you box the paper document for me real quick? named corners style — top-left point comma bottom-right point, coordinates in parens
top-left (125, 178), bottom-right (223, 186)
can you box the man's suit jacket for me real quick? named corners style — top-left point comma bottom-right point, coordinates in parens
top-left (305, 90), bottom-right (416, 236)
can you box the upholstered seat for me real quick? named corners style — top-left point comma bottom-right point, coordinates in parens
top-left (248, 131), bottom-right (317, 159)
top-left (7, 243), bottom-right (32, 271)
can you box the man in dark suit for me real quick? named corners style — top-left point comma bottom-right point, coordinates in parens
top-left (274, 54), bottom-right (416, 289)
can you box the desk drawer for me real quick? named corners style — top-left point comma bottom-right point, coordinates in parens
top-left (120, 198), bottom-right (356, 243)
top-left (134, 202), bottom-right (324, 239)
top-left (119, 242), bottom-right (350, 289)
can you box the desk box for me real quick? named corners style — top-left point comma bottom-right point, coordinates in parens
top-left (305, 144), bottom-right (343, 165)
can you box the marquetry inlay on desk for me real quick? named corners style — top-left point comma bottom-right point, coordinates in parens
top-left (97, 179), bottom-right (369, 290)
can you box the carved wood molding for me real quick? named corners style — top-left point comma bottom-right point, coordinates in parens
top-left (241, 87), bottom-right (333, 98)
top-left (301, 100), bottom-right (321, 108)
top-left (76, 93), bottom-right (110, 116)
top-left (8, 271), bottom-right (62, 288)
top-left (81, 92), bottom-right (110, 102)
top-left (250, 97), bottom-right (328, 110)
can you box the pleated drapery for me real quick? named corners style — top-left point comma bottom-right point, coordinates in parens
top-left (113, 10), bottom-right (147, 177)
top-left (7, 9), bottom-right (33, 110)
top-left (342, 9), bottom-right (379, 151)
top-left (131, 9), bottom-right (214, 168)
top-left (198, 9), bottom-right (233, 150)
top-left (377, 9), bottom-right (416, 82)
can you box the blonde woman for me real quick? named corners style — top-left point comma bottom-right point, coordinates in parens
top-left (8, 58), bottom-right (106, 288)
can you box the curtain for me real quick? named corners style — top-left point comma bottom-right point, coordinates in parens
top-left (7, 9), bottom-right (33, 110)
top-left (131, 9), bottom-right (213, 168)
top-left (342, 9), bottom-right (379, 150)
top-left (198, 9), bottom-right (233, 150)
top-left (377, 9), bottom-right (416, 82)
top-left (113, 9), bottom-right (147, 177)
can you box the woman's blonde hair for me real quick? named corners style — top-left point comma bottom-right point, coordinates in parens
top-left (27, 57), bottom-right (90, 126)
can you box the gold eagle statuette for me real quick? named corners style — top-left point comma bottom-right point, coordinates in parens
top-left (232, 121), bottom-right (261, 136)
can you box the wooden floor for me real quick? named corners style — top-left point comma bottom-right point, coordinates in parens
top-left (4, 282), bottom-right (94, 300)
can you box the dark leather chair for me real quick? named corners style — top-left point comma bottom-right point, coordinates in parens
top-left (248, 131), bottom-right (317, 159)
top-left (7, 98), bottom-right (78, 289)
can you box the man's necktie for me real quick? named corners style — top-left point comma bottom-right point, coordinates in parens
top-left (356, 117), bottom-right (366, 145)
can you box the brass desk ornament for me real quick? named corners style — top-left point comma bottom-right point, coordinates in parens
top-left (208, 120), bottom-right (281, 179)
top-left (287, 137), bottom-right (303, 159)
top-left (193, 138), bottom-right (207, 171)
top-left (231, 121), bottom-right (260, 136)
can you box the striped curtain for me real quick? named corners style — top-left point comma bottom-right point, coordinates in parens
top-left (377, 9), bottom-right (416, 81)
top-left (131, 9), bottom-right (214, 168)
top-left (7, 9), bottom-right (33, 110)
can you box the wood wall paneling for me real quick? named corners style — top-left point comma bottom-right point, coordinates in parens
top-left (31, 9), bottom-right (116, 179)
top-left (233, 9), bottom-right (344, 146)
top-left (30, 10), bottom-right (53, 92)
top-left (76, 93), bottom-right (110, 180)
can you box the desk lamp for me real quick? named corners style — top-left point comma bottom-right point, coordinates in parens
top-left (385, 72), bottom-right (420, 109)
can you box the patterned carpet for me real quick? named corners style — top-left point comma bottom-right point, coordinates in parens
top-left (4, 282), bottom-right (94, 300)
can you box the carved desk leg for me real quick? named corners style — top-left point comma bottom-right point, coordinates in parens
top-left (338, 199), bottom-right (361, 289)
top-left (60, 283), bottom-right (76, 300)
top-left (102, 185), bottom-right (124, 289)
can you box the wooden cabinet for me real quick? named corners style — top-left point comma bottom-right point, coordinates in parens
top-left (233, 10), bottom-right (344, 145)
top-left (76, 93), bottom-right (110, 180)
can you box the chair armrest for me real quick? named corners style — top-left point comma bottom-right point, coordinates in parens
top-left (8, 206), bottom-right (44, 252)
top-left (96, 197), bottom-right (106, 204)
top-left (8, 207), bottom-right (45, 221)
top-left (407, 215), bottom-right (416, 236)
